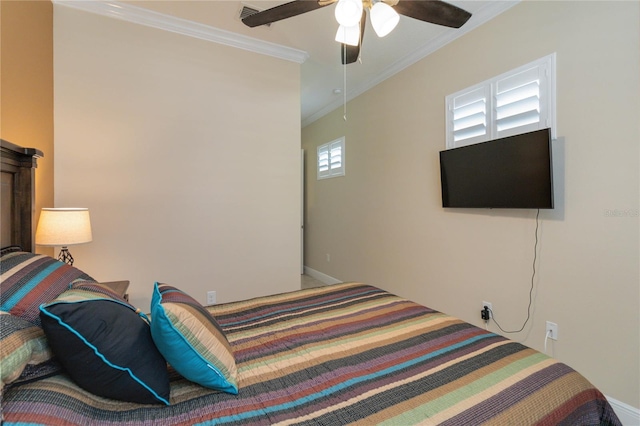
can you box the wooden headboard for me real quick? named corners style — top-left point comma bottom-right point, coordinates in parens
top-left (1, 139), bottom-right (43, 252)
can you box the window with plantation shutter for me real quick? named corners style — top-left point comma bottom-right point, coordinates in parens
top-left (317, 137), bottom-right (345, 179)
top-left (446, 54), bottom-right (555, 149)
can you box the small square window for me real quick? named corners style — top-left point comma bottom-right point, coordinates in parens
top-left (317, 137), bottom-right (345, 180)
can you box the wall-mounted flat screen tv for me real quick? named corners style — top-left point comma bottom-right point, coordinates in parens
top-left (440, 128), bottom-right (554, 209)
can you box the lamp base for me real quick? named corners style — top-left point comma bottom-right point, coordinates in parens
top-left (58, 247), bottom-right (75, 266)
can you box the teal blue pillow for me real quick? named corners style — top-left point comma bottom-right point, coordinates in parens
top-left (150, 283), bottom-right (238, 394)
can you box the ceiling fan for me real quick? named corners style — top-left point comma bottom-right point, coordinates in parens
top-left (241, 0), bottom-right (472, 65)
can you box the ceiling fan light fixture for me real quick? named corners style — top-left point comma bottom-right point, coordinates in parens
top-left (334, 0), bottom-right (363, 27)
top-left (370, 2), bottom-right (400, 37)
top-left (335, 24), bottom-right (360, 46)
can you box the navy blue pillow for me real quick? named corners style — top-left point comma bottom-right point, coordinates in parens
top-left (40, 285), bottom-right (170, 405)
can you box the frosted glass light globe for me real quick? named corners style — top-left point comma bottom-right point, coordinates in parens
top-left (335, 0), bottom-right (363, 27)
top-left (371, 2), bottom-right (399, 37)
top-left (335, 24), bottom-right (360, 46)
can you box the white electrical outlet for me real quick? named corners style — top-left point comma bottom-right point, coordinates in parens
top-left (482, 301), bottom-right (493, 319)
top-left (546, 321), bottom-right (558, 340)
top-left (326, 253), bottom-right (331, 262)
top-left (207, 291), bottom-right (217, 305)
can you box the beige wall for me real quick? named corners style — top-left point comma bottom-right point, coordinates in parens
top-left (0, 0), bottom-right (54, 252)
top-left (53, 5), bottom-right (301, 308)
top-left (302, 1), bottom-right (639, 407)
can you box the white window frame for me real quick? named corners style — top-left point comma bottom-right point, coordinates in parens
top-left (317, 137), bottom-right (345, 180)
top-left (445, 53), bottom-right (556, 149)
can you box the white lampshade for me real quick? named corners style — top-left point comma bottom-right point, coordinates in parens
top-left (36, 208), bottom-right (93, 247)
top-left (334, 0), bottom-right (363, 27)
top-left (371, 1), bottom-right (400, 37)
top-left (335, 24), bottom-right (360, 46)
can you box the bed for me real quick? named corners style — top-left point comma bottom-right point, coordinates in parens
top-left (0, 141), bottom-right (621, 425)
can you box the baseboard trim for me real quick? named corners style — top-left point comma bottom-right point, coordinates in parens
top-left (303, 267), bottom-right (342, 285)
top-left (606, 395), bottom-right (640, 425)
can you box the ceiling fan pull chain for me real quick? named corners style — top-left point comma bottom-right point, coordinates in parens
top-left (343, 43), bottom-right (348, 121)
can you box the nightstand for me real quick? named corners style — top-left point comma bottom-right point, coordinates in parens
top-left (100, 280), bottom-right (130, 301)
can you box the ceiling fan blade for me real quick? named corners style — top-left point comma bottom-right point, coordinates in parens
top-left (393, 0), bottom-right (471, 29)
top-left (242, 0), bottom-right (333, 28)
top-left (341, 10), bottom-right (366, 65)
top-left (341, 43), bottom-right (359, 65)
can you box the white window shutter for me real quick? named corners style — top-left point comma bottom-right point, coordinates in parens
top-left (494, 61), bottom-right (550, 139)
top-left (329, 140), bottom-right (342, 172)
top-left (446, 85), bottom-right (489, 148)
top-left (317, 144), bottom-right (330, 179)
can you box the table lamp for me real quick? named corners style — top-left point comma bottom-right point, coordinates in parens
top-left (35, 208), bottom-right (92, 266)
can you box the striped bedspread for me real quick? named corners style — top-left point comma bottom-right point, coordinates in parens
top-left (2, 283), bottom-right (619, 425)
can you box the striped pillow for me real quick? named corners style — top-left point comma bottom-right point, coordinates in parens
top-left (0, 311), bottom-right (55, 387)
top-left (0, 251), bottom-right (95, 326)
top-left (150, 283), bottom-right (238, 394)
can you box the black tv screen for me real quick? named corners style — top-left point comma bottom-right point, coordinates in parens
top-left (440, 128), bottom-right (554, 209)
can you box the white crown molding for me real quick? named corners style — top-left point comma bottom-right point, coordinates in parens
top-left (302, 1), bottom-right (520, 127)
top-left (52, 0), bottom-right (309, 64)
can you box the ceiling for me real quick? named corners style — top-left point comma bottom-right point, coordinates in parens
top-left (126, 0), bottom-right (518, 126)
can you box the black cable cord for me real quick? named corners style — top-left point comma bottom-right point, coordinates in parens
top-left (488, 208), bottom-right (540, 334)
